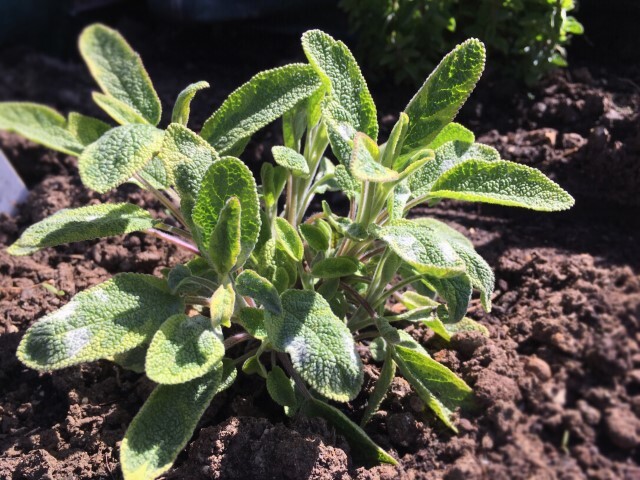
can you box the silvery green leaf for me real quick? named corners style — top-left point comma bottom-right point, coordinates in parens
top-left (311, 257), bottom-right (359, 279)
top-left (145, 314), bottom-right (224, 385)
top-left (302, 398), bottom-right (397, 465)
top-left (402, 39), bottom-right (485, 155)
top-left (271, 145), bottom-right (309, 177)
top-left (79, 24), bottom-right (161, 125)
top-left (428, 159), bottom-right (575, 211)
top-left (78, 124), bottom-right (164, 193)
top-left (171, 81), bottom-right (209, 126)
top-left (66, 112), bottom-right (111, 146)
top-left (274, 218), bottom-right (304, 262)
top-left (17, 274), bottom-right (184, 370)
top-left (350, 133), bottom-right (399, 183)
top-left (0, 103), bottom-right (84, 155)
top-left (266, 366), bottom-right (297, 408)
top-left (393, 344), bottom-right (472, 431)
top-left (265, 289), bottom-right (363, 402)
top-left (209, 197), bottom-right (241, 276)
top-left (193, 157), bottom-right (261, 268)
top-left (409, 140), bottom-right (500, 197)
top-left (120, 360), bottom-right (236, 480)
top-left (201, 64), bottom-right (322, 155)
top-left (236, 269), bottom-right (282, 316)
top-left (7, 203), bottom-right (157, 256)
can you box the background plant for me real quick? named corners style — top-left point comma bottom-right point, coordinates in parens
top-left (340, 0), bottom-right (584, 85)
top-left (0, 24), bottom-right (573, 480)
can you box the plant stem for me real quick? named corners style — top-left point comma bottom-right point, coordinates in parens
top-left (148, 228), bottom-right (200, 255)
top-left (156, 223), bottom-right (193, 240)
top-left (134, 173), bottom-right (187, 226)
top-left (371, 274), bottom-right (425, 309)
top-left (223, 332), bottom-right (253, 350)
top-left (183, 295), bottom-right (210, 306)
top-left (279, 352), bottom-right (312, 400)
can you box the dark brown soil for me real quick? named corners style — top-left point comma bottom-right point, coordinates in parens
top-left (1, 16), bottom-right (640, 480)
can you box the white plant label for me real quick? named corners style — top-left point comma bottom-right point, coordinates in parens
top-left (0, 148), bottom-right (28, 215)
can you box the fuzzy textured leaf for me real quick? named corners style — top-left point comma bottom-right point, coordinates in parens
top-left (0, 103), bottom-right (84, 155)
top-left (299, 224), bottom-right (330, 252)
top-left (236, 270), bottom-right (282, 316)
top-left (79, 124), bottom-right (164, 193)
top-left (193, 157), bottom-right (260, 267)
top-left (410, 140), bottom-right (500, 197)
top-left (201, 64), bottom-right (322, 154)
top-left (311, 257), bottom-right (359, 279)
top-left (8, 203), bottom-right (157, 256)
top-left (265, 290), bottom-right (363, 402)
top-left (66, 112), bottom-right (111, 146)
top-left (427, 122), bottom-right (474, 151)
top-left (373, 220), bottom-right (465, 277)
top-left (17, 274), bottom-right (184, 370)
top-left (92, 92), bottom-right (148, 125)
top-left (145, 314), bottom-right (224, 385)
top-left (271, 146), bottom-right (309, 177)
top-left (121, 360), bottom-right (236, 480)
top-left (79, 24), bottom-right (161, 125)
top-left (275, 218), bottom-right (304, 262)
top-left (172, 81), bottom-right (209, 126)
top-left (350, 133), bottom-right (398, 183)
top-left (266, 366), bottom-right (297, 407)
top-left (209, 197), bottom-right (241, 276)
top-left (429, 159), bottom-right (575, 211)
top-left (302, 398), bottom-right (397, 465)
top-left (393, 344), bottom-right (472, 431)
top-left (302, 30), bottom-right (378, 141)
top-left (361, 353), bottom-right (396, 426)
top-left (402, 39), bottom-right (485, 155)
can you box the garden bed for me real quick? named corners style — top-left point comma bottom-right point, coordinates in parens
top-left (1, 18), bottom-right (639, 479)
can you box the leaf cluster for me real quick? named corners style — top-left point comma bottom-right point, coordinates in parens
top-left (340, 0), bottom-right (585, 85)
top-left (0, 24), bottom-right (573, 479)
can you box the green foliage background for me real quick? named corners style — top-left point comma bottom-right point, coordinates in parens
top-left (340, 0), bottom-right (584, 85)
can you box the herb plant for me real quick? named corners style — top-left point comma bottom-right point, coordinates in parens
top-left (340, 0), bottom-right (585, 85)
top-left (0, 24), bottom-right (573, 479)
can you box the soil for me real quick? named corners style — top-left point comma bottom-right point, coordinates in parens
top-left (1, 12), bottom-right (640, 480)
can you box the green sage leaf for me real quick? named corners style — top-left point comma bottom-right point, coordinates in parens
top-left (236, 270), bottom-right (282, 316)
top-left (361, 352), bottom-right (396, 426)
top-left (66, 112), bottom-right (111, 146)
top-left (0, 102), bottom-right (84, 155)
top-left (302, 398), bottom-right (397, 466)
top-left (311, 257), bottom-right (359, 279)
top-left (120, 360), bottom-right (236, 480)
top-left (429, 159), bottom-right (575, 211)
top-left (78, 124), bottom-right (164, 193)
top-left (209, 197), bottom-right (241, 276)
top-left (350, 133), bottom-right (399, 183)
top-left (266, 366), bottom-right (297, 408)
top-left (393, 344), bottom-right (473, 431)
top-left (7, 203), bottom-right (157, 256)
top-left (409, 141), bottom-right (500, 197)
top-left (92, 92), bottom-right (148, 125)
top-left (201, 64), bottom-right (322, 154)
top-left (274, 218), bottom-right (304, 262)
top-left (271, 145), bottom-right (309, 177)
top-left (17, 274), bottom-right (184, 370)
top-left (171, 81), bottom-right (209, 126)
top-left (193, 157), bottom-right (261, 268)
top-left (402, 39), bottom-right (485, 155)
top-left (265, 290), bottom-right (363, 402)
top-left (145, 314), bottom-right (224, 385)
top-left (79, 23), bottom-right (161, 125)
